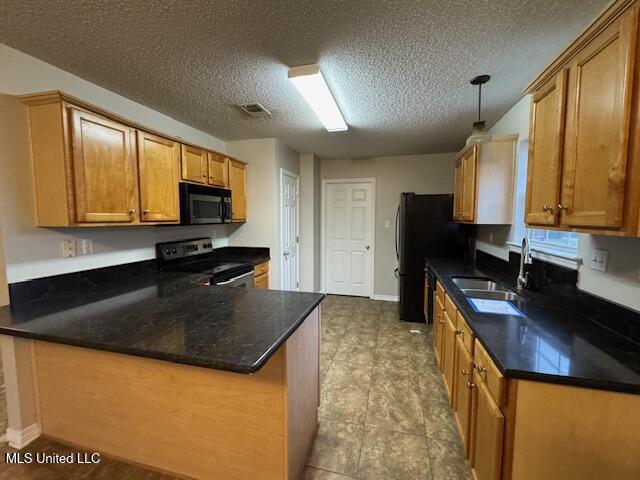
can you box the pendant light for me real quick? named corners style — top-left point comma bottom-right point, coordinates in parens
top-left (466, 74), bottom-right (492, 146)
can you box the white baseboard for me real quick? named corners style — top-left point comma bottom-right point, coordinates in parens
top-left (372, 294), bottom-right (399, 302)
top-left (6, 423), bottom-right (41, 449)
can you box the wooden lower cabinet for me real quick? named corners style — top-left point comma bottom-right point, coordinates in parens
top-left (454, 335), bottom-right (474, 456)
top-left (442, 308), bottom-right (457, 405)
top-left (471, 374), bottom-right (504, 480)
top-left (433, 296), bottom-right (445, 369)
top-left (254, 261), bottom-right (269, 289)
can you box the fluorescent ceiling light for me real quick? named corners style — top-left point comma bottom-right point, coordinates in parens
top-left (288, 64), bottom-right (347, 132)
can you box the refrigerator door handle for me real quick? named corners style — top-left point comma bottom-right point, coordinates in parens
top-left (395, 202), bottom-right (400, 260)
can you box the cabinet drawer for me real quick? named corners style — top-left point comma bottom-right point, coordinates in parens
top-left (444, 293), bottom-right (457, 315)
top-left (254, 261), bottom-right (269, 277)
top-left (436, 282), bottom-right (445, 302)
top-left (473, 339), bottom-right (505, 407)
top-left (456, 312), bottom-right (475, 355)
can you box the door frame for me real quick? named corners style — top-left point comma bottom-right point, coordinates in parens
top-left (280, 168), bottom-right (300, 291)
top-left (321, 178), bottom-right (376, 298)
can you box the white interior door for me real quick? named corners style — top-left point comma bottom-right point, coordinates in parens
top-left (324, 181), bottom-right (374, 297)
top-left (281, 170), bottom-right (299, 291)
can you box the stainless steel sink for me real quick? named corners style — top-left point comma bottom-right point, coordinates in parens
top-left (451, 277), bottom-right (508, 291)
top-left (460, 289), bottom-right (520, 301)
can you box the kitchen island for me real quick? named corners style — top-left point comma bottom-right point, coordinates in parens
top-left (0, 264), bottom-right (324, 480)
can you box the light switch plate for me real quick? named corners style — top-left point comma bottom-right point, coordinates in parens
top-left (61, 239), bottom-right (77, 258)
top-left (590, 248), bottom-right (609, 272)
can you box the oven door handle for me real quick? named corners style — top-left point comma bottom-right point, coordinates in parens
top-left (216, 270), bottom-right (254, 285)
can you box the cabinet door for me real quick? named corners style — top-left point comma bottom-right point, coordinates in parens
top-left (69, 108), bottom-right (137, 223)
top-left (433, 296), bottom-right (445, 369)
top-left (181, 145), bottom-right (208, 184)
top-left (453, 159), bottom-right (464, 220)
top-left (471, 376), bottom-right (504, 480)
top-left (442, 309), bottom-right (457, 405)
top-left (229, 160), bottom-right (247, 221)
top-left (454, 336), bottom-right (474, 457)
top-left (561, 8), bottom-right (638, 229)
top-left (137, 131), bottom-right (180, 223)
top-left (208, 153), bottom-right (229, 188)
top-left (460, 147), bottom-right (477, 221)
top-left (525, 72), bottom-right (567, 226)
top-left (254, 273), bottom-right (269, 289)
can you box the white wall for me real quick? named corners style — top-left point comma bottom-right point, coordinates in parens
top-left (299, 153), bottom-right (321, 292)
top-left (476, 95), bottom-right (640, 312)
top-left (322, 153), bottom-right (456, 298)
top-left (226, 139), bottom-right (299, 290)
top-left (0, 45), bottom-right (231, 284)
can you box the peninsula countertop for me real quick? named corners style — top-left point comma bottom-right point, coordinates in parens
top-left (427, 257), bottom-right (640, 394)
top-left (0, 268), bottom-right (324, 374)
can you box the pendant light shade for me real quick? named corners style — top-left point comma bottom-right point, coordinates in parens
top-left (466, 75), bottom-right (492, 146)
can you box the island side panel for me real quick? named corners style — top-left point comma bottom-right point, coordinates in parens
top-left (285, 306), bottom-right (320, 480)
top-left (33, 341), bottom-right (287, 480)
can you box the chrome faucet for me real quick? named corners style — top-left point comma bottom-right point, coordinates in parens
top-left (517, 237), bottom-right (533, 291)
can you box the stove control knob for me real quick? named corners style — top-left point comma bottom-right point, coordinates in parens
top-left (165, 249), bottom-right (171, 255)
top-left (172, 248), bottom-right (177, 254)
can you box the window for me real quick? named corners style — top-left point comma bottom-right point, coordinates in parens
top-left (527, 228), bottom-right (579, 259)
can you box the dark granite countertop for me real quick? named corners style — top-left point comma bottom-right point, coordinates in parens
top-left (426, 257), bottom-right (640, 394)
top-left (0, 264), bottom-right (323, 374)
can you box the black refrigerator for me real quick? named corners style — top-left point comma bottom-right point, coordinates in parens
top-left (395, 193), bottom-right (468, 323)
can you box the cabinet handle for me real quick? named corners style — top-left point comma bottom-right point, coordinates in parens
top-left (467, 381), bottom-right (476, 390)
top-left (557, 203), bottom-right (569, 212)
top-left (542, 204), bottom-right (553, 212)
top-left (202, 174), bottom-right (207, 178)
top-left (129, 209), bottom-right (136, 215)
top-left (455, 329), bottom-right (464, 337)
top-left (462, 368), bottom-right (468, 376)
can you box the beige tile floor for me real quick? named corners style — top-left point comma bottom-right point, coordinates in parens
top-left (0, 295), bottom-right (470, 479)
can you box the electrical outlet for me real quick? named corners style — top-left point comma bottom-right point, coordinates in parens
top-left (384, 220), bottom-right (390, 228)
top-left (589, 248), bottom-right (609, 272)
top-left (80, 239), bottom-right (94, 255)
top-left (61, 239), bottom-right (77, 258)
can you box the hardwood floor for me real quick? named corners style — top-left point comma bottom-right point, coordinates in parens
top-left (0, 296), bottom-right (469, 479)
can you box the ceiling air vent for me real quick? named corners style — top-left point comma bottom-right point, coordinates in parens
top-left (239, 103), bottom-right (272, 117)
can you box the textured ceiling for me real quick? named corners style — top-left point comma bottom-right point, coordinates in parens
top-left (0, 0), bottom-right (608, 158)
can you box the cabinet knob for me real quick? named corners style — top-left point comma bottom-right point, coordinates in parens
top-left (455, 329), bottom-right (462, 335)
top-left (202, 174), bottom-right (207, 178)
top-left (542, 204), bottom-right (553, 212)
top-left (477, 365), bottom-right (486, 373)
top-left (462, 368), bottom-right (468, 376)
top-left (467, 381), bottom-right (476, 390)
top-left (557, 203), bottom-right (569, 211)
top-left (129, 209), bottom-right (136, 215)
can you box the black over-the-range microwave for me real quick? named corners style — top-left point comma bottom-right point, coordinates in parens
top-left (179, 183), bottom-right (232, 225)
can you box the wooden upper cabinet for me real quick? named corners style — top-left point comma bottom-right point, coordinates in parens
top-left (454, 136), bottom-right (517, 225)
top-left (561, 8), bottom-right (638, 229)
top-left (453, 158), bottom-right (464, 220)
top-left (70, 108), bottom-right (138, 223)
top-left (137, 131), bottom-right (180, 223)
top-left (181, 144), bottom-right (208, 184)
top-left (525, 72), bottom-right (566, 226)
top-left (208, 153), bottom-right (229, 188)
top-left (525, 2), bottom-right (640, 237)
top-left (460, 146), bottom-right (477, 222)
top-left (229, 160), bottom-right (247, 222)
